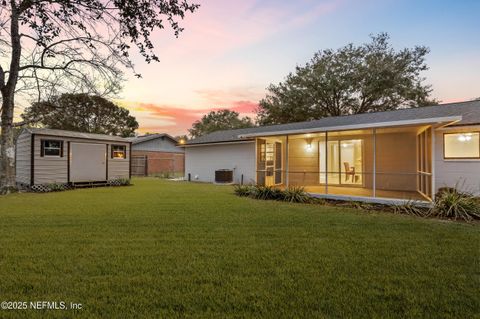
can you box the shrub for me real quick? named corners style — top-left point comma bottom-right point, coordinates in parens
top-left (282, 186), bottom-right (311, 203)
top-left (251, 185), bottom-right (282, 200)
top-left (234, 185), bottom-right (313, 203)
top-left (46, 183), bottom-right (68, 192)
top-left (160, 172), bottom-right (172, 179)
top-left (393, 201), bottom-right (429, 217)
top-left (234, 185), bottom-right (255, 197)
top-left (429, 188), bottom-right (480, 221)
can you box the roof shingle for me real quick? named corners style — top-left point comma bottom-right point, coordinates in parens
top-left (186, 100), bottom-right (480, 145)
top-left (25, 128), bottom-right (130, 142)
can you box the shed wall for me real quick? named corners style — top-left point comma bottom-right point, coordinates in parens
top-left (32, 135), bottom-right (130, 184)
top-left (15, 131), bottom-right (31, 185)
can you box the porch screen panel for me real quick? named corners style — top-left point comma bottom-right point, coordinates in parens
top-left (275, 142), bottom-right (282, 184)
top-left (256, 139), bottom-right (266, 186)
top-left (286, 133), bottom-right (322, 188)
top-left (324, 129), bottom-right (373, 198)
top-left (375, 126), bottom-right (429, 201)
top-left (417, 127), bottom-right (432, 199)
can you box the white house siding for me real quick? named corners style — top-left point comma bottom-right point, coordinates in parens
top-left (15, 131), bottom-right (31, 185)
top-left (32, 135), bottom-right (130, 185)
top-left (185, 142), bottom-right (256, 184)
top-left (434, 126), bottom-right (480, 195)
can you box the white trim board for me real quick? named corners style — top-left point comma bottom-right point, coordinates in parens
top-left (183, 140), bottom-right (254, 147)
top-left (309, 193), bottom-right (432, 207)
top-left (239, 116), bottom-right (462, 138)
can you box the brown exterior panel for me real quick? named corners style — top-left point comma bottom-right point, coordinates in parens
top-left (131, 150), bottom-right (184, 176)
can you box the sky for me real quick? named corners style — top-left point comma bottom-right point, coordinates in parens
top-left (116, 0), bottom-right (480, 136)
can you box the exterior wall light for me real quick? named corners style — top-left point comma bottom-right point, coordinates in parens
top-left (305, 138), bottom-right (313, 152)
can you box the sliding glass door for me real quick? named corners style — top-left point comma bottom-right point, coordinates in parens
top-left (319, 139), bottom-right (363, 186)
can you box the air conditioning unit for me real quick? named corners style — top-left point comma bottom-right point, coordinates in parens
top-left (215, 169), bottom-right (233, 184)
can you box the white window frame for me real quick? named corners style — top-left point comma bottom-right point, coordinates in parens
top-left (41, 139), bottom-right (62, 157)
top-left (443, 132), bottom-right (480, 160)
top-left (111, 144), bottom-right (126, 159)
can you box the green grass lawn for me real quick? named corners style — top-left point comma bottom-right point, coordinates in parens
top-left (0, 178), bottom-right (478, 318)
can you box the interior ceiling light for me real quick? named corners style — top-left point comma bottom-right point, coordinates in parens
top-left (457, 134), bottom-right (472, 142)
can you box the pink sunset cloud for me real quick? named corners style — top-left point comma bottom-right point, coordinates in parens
top-left (142, 0), bottom-right (346, 64)
top-left (117, 0), bottom-right (347, 137)
top-left (123, 100), bottom-right (259, 136)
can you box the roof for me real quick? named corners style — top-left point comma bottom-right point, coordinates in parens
top-left (24, 128), bottom-right (130, 142)
top-left (186, 100), bottom-right (480, 145)
top-left (129, 133), bottom-right (178, 145)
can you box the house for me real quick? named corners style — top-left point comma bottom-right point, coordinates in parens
top-left (183, 101), bottom-right (480, 203)
top-left (129, 134), bottom-right (184, 177)
top-left (16, 128), bottom-right (131, 190)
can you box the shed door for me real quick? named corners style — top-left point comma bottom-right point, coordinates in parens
top-left (70, 143), bottom-right (106, 182)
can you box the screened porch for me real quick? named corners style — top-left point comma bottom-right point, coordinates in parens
top-left (256, 125), bottom-right (433, 202)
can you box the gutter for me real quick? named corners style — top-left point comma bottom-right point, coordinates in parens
top-left (183, 140), bottom-right (254, 147)
top-left (238, 116), bottom-right (462, 138)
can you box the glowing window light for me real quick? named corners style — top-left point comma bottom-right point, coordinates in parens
top-left (457, 134), bottom-right (472, 142)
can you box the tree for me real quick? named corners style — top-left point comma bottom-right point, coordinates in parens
top-left (22, 93), bottom-right (138, 137)
top-left (175, 135), bottom-right (188, 145)
top-left (0, 0), bottom-right (199, 192)
top-left (188, 110), bottom-right (254, 138)
top-left (256, 33), bottom-right (437, 125)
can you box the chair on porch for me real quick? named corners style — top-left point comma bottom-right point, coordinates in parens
top-left (344, 162), bottom-right (356, 182)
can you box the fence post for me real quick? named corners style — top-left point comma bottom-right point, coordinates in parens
top-left (144, 155), bottom-right (148, 176)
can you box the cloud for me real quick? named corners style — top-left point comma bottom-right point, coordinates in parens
top-left (121, 99), bottom-right (259, 136)
top-left (153, 0), bottom-right (345, 59)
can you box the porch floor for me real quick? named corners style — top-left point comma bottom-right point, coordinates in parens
top-left (301, 186), bottom-right (428, 201)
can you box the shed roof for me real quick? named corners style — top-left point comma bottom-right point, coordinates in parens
top-left (129, 133), bottom-right (178, 145)
top-left (186, 100), bottom-right (480, 145)
top-left (24, 128), bottom-right (130, 142)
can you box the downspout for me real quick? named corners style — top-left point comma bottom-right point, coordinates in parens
top-left (431, 127), bottom-right (436, 202)
top-left (30, 133), bottom-right (35, 186)
top-left (254, 138), bottom-right (257, 185)
top-left (325, 131), bottom-right (328, 194)
top-left (373, 128), bottom-right (376, 198)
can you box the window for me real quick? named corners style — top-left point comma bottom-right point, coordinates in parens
top-left (111, 145), bottom-right (126, 159)
top-left (260, 143), bottom-right (266, 162)
top-left (444, 132), bottom-right (480, 159)
top-left (41, 140), bottom-right (63, 157)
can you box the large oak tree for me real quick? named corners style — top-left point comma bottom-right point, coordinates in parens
top-left (22, 93), bottom-right (139, 137)
top-left (0, 0), bottom-right (198, 192)
top-left (189, 110), bottom-right (254, 138)
top-left (256, 33), bottom-right (437, 125)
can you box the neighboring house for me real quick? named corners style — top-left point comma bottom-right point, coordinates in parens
top-left (16, 128), bottom-right (131, 190)
top-left (129, 134), bottom-right (184, 177)
top-left (184, 101), bottom-right (480, 203)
